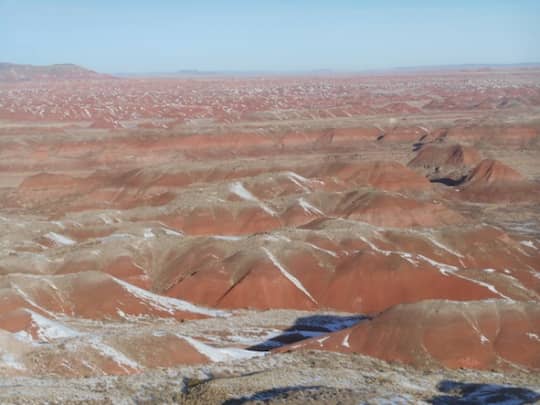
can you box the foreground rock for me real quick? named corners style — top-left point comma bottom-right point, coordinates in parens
top-left (0, 350), bottom-right (538, 404)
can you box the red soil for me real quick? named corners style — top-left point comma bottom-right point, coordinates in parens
top-left (457, 159), bottom-right (540, 202)
top-left (279, 300), bottom-right (540, 370)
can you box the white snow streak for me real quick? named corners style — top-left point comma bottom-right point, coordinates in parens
top-left (181, 336), bottom-right (264, 362)
top-left (212, 235), bottom-right (243, 241)
top-left (342, 333), bottom-right (351, 348)
top-left (0, 353), bottom-right (25, 370)
top-left (229, 181), bottom-right (276, 216)
top-left (10, 283), bottom-right (56, 317)
top-left (162, 227), bottom-right (183, 237)
top-left (24, 309), bottom-right (80, 341)
top-left (285, 172), bottom-right (311, 193)
top-left (304, 241), bottom-right (338, 257)
top-left (143, 228), bottom-right (155, 239)
top-left (262, 247), bottom-right (317, 304)
top-left (416, 255), bottom-right (512, 300)
top-left (521, 240), bottom-right (536, 249)
top-left (98, 214), bottom-right (114, 225)
top-left (45, 232), bottom-right (76, 246)
top-left (113, 277), bottom-right (228, 317)
top-left (298, 198), bottom-right (324, 216)
top-left (88, 338), bottom-right (139, 371)
top-left (414, 231), bottom-right (464, 258)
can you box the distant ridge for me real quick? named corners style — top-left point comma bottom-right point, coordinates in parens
top-left (389, 62), bottom-right (540, 72)
top-left (4, 62), bottom-right (539, 80)
top-left (115, 62), bottom-right (540, 78)
top-left (0, 63), bottom-right (113, 82)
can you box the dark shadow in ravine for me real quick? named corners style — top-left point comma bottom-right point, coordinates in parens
top-left (413, 141), bottom-right (425, 151)
top-left (222, 385), bottom-right (324, 405)
top-left (430, 175), bottom-right (467, 187)
top-left (246, 314), bottom-right (368, 352)
top-left (429, 380), bottom-right (540, 404)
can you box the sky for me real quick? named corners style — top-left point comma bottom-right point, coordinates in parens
top-left (1, 0), bottom-right (539, 73)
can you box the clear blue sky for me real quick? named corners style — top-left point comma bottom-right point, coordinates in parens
top-left (1, 0), bottom-right (539, 73)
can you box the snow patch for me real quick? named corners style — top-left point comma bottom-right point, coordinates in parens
top-left (262, 247), bottom-right (318, 304)
top-left (417, 231), bottom-right (464, 258)
top-left (0, 353), bottom-right (25, 370)
top-left (12, 330), bottom-right (34, 344)
top-left (88, 338), bottom-right (139, 372)
top-left (113, 277), bottom-right (228, 317)
top-left (143, 228), bottom-right (155, 239)
top-left (286, 171), bottom-right (323, 185)
top-left (24, 309), bottom-right (80, 341)
top-left (162, 227), bottom-right (183, 237)
top-left (51, 221), bottom-right (65, 229)
top-left (521, 240), bottom-right (536, 249)
top-left (230, 181), bottom-right (276, 216)
top-left (285, 172), bottom-right (311, 193)
top-left (10, 283), bottom-right (56, 317)
top-left (342, 333), bottom-right (351, 348)
top-left (213, 235), bottom-right (243, 241)
top-left (298, 198), bottom-right (324, 216)
top-left (98, 214), bottom-right (114, 225)
top-left (416, 255), bottom-right (512, 300)
top-left (304, 241), bottom-right (338, 257)
top-left (264, 234), bottom-right (291, 243)
top-left (45, 232), bottom-right (76, 246)
top-left (99, 233), bottom-right (134, 243)
top-left (181, 336), bottom-right (265, 362)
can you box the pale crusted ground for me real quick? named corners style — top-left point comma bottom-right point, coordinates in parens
top-left (0, 350), bottom-right (539, 404)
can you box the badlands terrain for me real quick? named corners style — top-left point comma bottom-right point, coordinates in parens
top-left (0, 63), bottom-right (539, 403)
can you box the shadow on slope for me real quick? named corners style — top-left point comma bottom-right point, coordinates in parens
top-left (430, 175), bottom-right (467, 186)
top-left (222, 386), bottom-right (325, 404)
top-left (248, 314), bottom-right (368, 352)
top-left (429, 380), bottom-right (540, 404)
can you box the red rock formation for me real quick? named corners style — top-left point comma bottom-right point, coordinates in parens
top-left (408, 144), bottom-right (482, 170)
top-left (161, 224), bottom-right (538, 313)
top-left (333, 191), bottom-right (463, 228)
top-left (465, 159), bottom-right (524, 185)
top-left (0, 272), bottom-right (220, 321)
top-left (457, 159), bottom-right (540, 202)
top-left (279, 300), bottom-right (540, 370)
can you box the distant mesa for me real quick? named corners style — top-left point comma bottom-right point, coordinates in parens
top-left (0, 62), bottom-right (112, 82)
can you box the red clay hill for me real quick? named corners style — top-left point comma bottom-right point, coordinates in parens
top-left (458, 159), bottom-right (540, 202)
top-left (408, 143), bottom-right (482, 182)
top-left (278, 299), bottom-right (540, 371)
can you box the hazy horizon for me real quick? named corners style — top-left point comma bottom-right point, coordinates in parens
top-left (1, 0), bottom-right (539, 74)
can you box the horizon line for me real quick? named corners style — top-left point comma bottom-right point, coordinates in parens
top-left (3, 61), bottom-right (540, 77)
